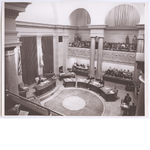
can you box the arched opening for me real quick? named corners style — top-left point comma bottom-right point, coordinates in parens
top-left (105, 4), bottom-right (140, 27)
top-left (69, 8), bottom-right (91, 27)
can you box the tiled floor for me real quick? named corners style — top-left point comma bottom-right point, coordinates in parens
top-left (26, 75), bottom-right (134, 116)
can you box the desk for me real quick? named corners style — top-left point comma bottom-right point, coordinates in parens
top-left (77, 78), bottom-right (90, 89)
top-left (103, 75), bottom-right (133, 85)
top-left (99, 86), bottom-right (118, 101)
top-left (63, 78), bottom-right (76, 87)
top-left (59, 72), bottom-right (75, 80)
top-left (72, 65), bottom-right (89, 76)
top-left (44, 73), bottom-right (55, 79)
top-left (89, 80), bottom-right (103, 93)
top-left (34, 79), bottom-right (56, 96)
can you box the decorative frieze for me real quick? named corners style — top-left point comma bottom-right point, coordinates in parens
top-left (68, 47), bottom-right (136, 64)
top-left (68, 47), bottom-right (91, 59)
top-left (103, 50), bottom-right (136, 64)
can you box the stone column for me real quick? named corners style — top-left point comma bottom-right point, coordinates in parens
top-left (135, 74), bottom-right (145, 116)
top-left (5, 3), bottom-right (30, 94)
top-left (63, 35), bottom-right (69, 72)
top-left (53, 35), bottom-right (59, 75)
top-left (89, 37), bottom-right (96, 77)
top-left (5, 48), bottom-right (19, 95)
top-left (88, 25), bottom-right (106, 78)
top-left (36, 35), bottom-right (43, 75)
top-left (96, 37), bottom-right (104, 80)
top-left (133, 24), bottom-right (144, 106)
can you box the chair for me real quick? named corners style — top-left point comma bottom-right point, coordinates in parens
top-left (18, 82), bottom-right (29, 92)
top-left (59, 66), bottom-right (63, 73)
top-left (18, 82), bottom-right (29, 98)
top-left (19, 90), bottom-right (27, 98)
top-left (35, 77), bottom-right (39, 84)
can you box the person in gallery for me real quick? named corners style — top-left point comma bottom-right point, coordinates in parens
top-left (74, 33), bottom-right (78, 42)
top-left (132, 35), bottom-right (137, 50)
top-left (126, 36), bottom-right (129, 45)
top-left (77, 33), bottom-right (81, 41)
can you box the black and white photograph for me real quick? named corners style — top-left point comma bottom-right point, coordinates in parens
top-left (1, 1), bottom-right (150, 150)
top-left (2, 0), bottom-right (148, 117)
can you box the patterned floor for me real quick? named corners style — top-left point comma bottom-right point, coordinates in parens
top-left (26, 75), bottom-right (134, 116)
top-left (44, 88), bottom-right (105, 116)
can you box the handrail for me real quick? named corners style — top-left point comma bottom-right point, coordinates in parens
top-left (6, 90), bottom-right (64, 116)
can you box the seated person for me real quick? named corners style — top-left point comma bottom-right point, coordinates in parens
top-left (121, 43), bottom-right (126, 49)
top-left (110, 68), bottom-right (116, 76)
top-left (114, 69), bottom-right (119, 77)
top-left (105, 67), bottom-right (112, 75)
top-left (38, 76), bottom-right (44, 85)
top-left (99, 78), bottom-right (104, 85)
top-left (118, 69), bottom-right (123, 78)
top-left (81, 41), bottom-right (85, 48)
top-left (123, 70), bottom-right (127, 78)
top-left (126, 70), bottom-right (132, 79)
top-left (123, 93), bottom-right (131, 105)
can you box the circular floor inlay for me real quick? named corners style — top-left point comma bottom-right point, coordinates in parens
top-left (62, 96), bottom-right (85, 110)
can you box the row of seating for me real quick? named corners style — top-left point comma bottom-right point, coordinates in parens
top-left (105, 67), bottom-right (133, 80)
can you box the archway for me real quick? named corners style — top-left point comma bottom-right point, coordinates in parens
top-left (105, 4), bottom-right (140, 27)
top-left (69, 8), bottom-right (91, 27)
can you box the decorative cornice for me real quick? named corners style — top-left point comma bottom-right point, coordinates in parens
top-left (68, 47), bottom-right (136, 65)
top-left (5, 2), bottom-right (31, 13)
top-left (5, 9), bottom-right (19, 19)
top-left (106, 26), bottom-right (138, 30)
top-left (16, 21), bottom-right (78, 30)
top-left (5, 2), bottom-right (31, 19)
top-left (88, 25), bottom-right (107, 29)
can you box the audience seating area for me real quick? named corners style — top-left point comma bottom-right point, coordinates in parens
top-left (103, 67), bottom-right (134, 85)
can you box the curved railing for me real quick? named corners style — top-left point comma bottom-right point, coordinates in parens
top-left (6, 90), bottom-right (64, 116)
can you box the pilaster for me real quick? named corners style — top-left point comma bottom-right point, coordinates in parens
top-left (63, 35), bottom-right (69, 72)
top-left (36, 35), bottom-right (43, 75)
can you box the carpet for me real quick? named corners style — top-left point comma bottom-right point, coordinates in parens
top-left (44, 88), bottom-right (104, 116)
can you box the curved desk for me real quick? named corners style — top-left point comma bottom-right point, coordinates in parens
top-left (99, 86), bottom-right (118, 101)
top-left (89, 80), bottom-right (103, 93)
top-left (77, 78), bottom-right (90, 89)
top-left (34, 79), bottom-right (56, 97)
top-left (72, 65), bottom-right (89, 76)
top-left (63, 78), bottom-right (76, 87)
top-left (59, 72), bottom-right (76, 80)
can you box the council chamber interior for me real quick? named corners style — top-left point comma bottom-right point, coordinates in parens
top-left (4, 1), bottom-right (145, 116)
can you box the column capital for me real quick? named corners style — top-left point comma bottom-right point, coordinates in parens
top-left (36, 35), bottom-right (42, 39)
top-left (5, 2), bottom-right (31, 19)
top-left (136, 24), bottom-right (145, 29)
top-left (97, 36), bottom-right (104, 39)
top-left (89, 25), bottom-right (106, 38)
top-left (90, 36), bottom-right (96, 38)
